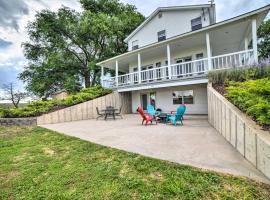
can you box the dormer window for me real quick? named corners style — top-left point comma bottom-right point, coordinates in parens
top-left (158, 30), bottom-right (166, 42)
top-left (191, 17), bottom-right (202, 31)
top-left (132, 40), bottom-right (139, 50)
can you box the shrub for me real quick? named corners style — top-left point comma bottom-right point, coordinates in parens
top-left (208, 64), bottom-right (270, 85)
top-left (0, 86), bottom-right (112, 118)
top-left (225, 78), bottom-right (270, 126)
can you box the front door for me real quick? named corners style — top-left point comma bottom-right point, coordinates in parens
top-left (141, 94), bottom-right (148, 110)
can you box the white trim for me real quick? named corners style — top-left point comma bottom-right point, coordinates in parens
top-left (115, 60), bottom-right (119, 87)
top-left (166, 44), bottom-right (171, 79)
top-left (101, 66), bottom-right (104, 86)
top-left (97, 4), bottom-right (269, 66)
top-left (117, 79), bottom-right (208, 92)
top-left (252, 18), bottom-right (258, 63)
top-left (138, 53), bottom-right (142, 83)
top-left (206, 33), bottom-right (212, 70)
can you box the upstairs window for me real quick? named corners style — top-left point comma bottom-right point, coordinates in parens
top-left (157, 30), bottom-right (166, 42)
top-left (191, 17), bottom-right (202, 31)
top-left (132, 40), bottom-right (139, 50)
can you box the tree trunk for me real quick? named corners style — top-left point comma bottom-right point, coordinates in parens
top-left (84, 70), bottom-right (91, 88)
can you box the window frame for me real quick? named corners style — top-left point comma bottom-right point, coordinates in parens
top-left (157, 30), bottom-right (166, 42)
top-left (172, 90), bottom-right (194, 105)
top-left (191, 17), bottom-right (202, 31)
top-left (132, 40), bottom-right (139, 50)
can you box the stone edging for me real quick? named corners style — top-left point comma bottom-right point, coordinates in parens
top-left (207, 83), bottom-right (270, 180)
top-left (0, 117), bottom-right (37, 126)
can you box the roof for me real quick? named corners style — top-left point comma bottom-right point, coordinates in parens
top-left (98, 4), bottom-right (270, 66)
top-left (124, 4), bottom-right (215, 43)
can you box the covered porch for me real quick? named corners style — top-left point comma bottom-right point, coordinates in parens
top-left (98, 10), bottom-right (266, 90)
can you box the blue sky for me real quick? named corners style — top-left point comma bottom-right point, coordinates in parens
top-left (0, 0), bottom-right (269, 93)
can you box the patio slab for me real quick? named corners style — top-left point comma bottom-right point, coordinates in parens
top-left (41, 114), bottom-right (269, 183)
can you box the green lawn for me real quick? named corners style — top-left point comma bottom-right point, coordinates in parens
top-left (0, 126), bottom-right (269, 200)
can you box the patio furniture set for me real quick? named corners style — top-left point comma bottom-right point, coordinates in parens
top-left (96, 106), bottom-right (122, 120)
top-left (137, 105), bottom-right (186, 126)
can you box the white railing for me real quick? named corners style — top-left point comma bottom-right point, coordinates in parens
top-left (211, 49), bottom-right (254, 70)
top-left (118, 71), bottom-right (139, 86)
top-left (141, 66), bottom-right (169, 82)
top-left (102, 77), bottom-right (116, 88)
top-left (105, 49), bottom-right (255, 88)
top-left (171, 58), bottom-right (208, 78)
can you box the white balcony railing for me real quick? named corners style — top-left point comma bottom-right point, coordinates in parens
top-left (103, 49), bottom-right (254, 88)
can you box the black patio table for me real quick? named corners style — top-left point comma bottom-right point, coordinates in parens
top-left (158, 113), bottom-right (169, 123)
top-left (102, 107), bottom-right (118, 120)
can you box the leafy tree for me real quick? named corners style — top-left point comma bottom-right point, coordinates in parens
top-left (258, 19), bottom-right (270, 59)
top-left (20, 1), bottom-right (144, 98)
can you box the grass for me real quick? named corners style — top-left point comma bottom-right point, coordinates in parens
top-left (0, 126), bottom-right (269, 200)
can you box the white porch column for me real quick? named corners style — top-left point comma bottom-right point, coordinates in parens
top-left (138, 53), bottom-right (141, 83)
top-left (101, 66), bottom-right (104, 87)
top-left (244, 37), bottom-right (249, 50)
top-left (166, 44), bottom-right (172, 79)
top-left (115, 60), bottom-right (119, 87)
top-left (206, 33), bottom-right (212, 70)
top-left (252, 18), bottom-right (258, 63)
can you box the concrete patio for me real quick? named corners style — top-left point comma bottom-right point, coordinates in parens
top-left (41, 114), bottom-right (269, 183)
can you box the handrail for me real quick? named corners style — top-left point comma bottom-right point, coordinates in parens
top-left (211, 49), bottom-right (253, 59)
top-left (105, 49), bottom-right (255, 88)
top-left (170, 58), bottom-right (208, 67)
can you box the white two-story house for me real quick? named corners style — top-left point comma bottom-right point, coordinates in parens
top-left (97, 4), bottom-right (270, 114)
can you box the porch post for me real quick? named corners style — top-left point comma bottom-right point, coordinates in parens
top-left (206, 33), bottom-right (212, 70)
top-left (252, 18), bottom-right (258, 63)
top-left (244, 37), bottom-right (249, 50)
top-left (101, 66), bottom-right (104, 87)
top-left (138, 53), bottom-right (141, 83)
top-left (115, 60), bottom-right (119, 87)
top-left (166, 44), bottom-right (172, 79)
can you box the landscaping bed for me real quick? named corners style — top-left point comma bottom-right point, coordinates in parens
top-left (208, 65), bottom-right (270, 131)
top-left (1, 126), bottom-right (270, 199)
top-left (0, 86), bottom-right (112, 118)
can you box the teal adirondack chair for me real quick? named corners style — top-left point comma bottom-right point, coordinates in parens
top-left (168, 105), bottom-right (186, 126)
top-left (147, 104), bottom-right (156, 117)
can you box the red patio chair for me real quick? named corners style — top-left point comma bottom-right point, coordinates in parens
top-left (137, 107), bottom-right (157, 126)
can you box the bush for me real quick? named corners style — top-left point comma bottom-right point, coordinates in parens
top-left (225, 78), bottom-right (270, 126)
top-left (208, 64), bottom-right (270, 85)
top-left (0, 86), bottom-right (112, 118)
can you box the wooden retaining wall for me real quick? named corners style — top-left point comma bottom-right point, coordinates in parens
top-left (37, 91), bottom-right (131, 125)
top-left (208, 84), bottom-right (270, 179)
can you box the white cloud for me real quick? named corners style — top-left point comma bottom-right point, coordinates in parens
top-left (0, 0), bottom-right (82, 93)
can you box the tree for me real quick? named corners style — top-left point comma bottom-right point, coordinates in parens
top-left (258, 19), bottom-right (270, 59)
top-left (20, 1), bottom-right (144, 98)
top-left (1, 83), bottom-right (28, 108)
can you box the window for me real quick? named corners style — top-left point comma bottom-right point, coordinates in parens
top-left (172, 90), bottom-right (194, 104)
top-left (157, 30), bottom-right (166, 42)
top-left (191, 17), bottom-right (202, 31)
top-left (132, 40), bottom-right (139, 50)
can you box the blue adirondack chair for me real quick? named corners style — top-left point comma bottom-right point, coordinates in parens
top-left (147, 104), bottom-right (156, 117)
top-left (168, 105), bottom-right (186, 126)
